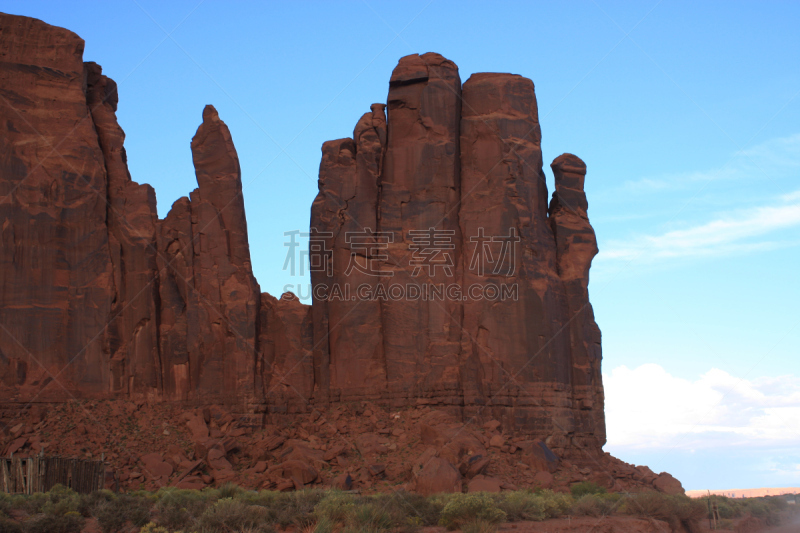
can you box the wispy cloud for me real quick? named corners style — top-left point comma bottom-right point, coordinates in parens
top-left (604, 364), bottom-right (800, 451)
top-left (621, 133), bottom-right (800, 193)
top-left (598, 190), bottom-right (800, 261)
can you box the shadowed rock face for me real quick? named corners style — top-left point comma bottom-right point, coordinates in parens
top-left (309, 61), bottom-right (605, 452)
top-left (0, 14), bottom-right (604, 454)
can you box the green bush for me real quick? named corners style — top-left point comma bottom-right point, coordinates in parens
top-left (271, 490), bottom-right (323, 528)
top-left (461, 519), bottom-right (499, 533)
top-left (571, 494), bottom-right (620, 517)
top-left (0, 493), bottom-right (13, 516)
top-left (570, 481), bottom-right (606, 498)
top-left (767, 496), bottom-right (789, 511)
top-left (94, 494), bottom-right (152, 533)
top-left (439, 493), bottom-right (506, 530)
top-left (746, 499), bottom-right (781, 526)
top-left (0, 516), bottom-right (22, 533)
top-left (138, 523), bottom-right (172, 533)
top-left (496, 491), bottom-right (545, 521)
top-left (22, 512), bottom-right (83, 533)
top-left (537, 490), bottom-right (573, 518)
top-left (313, 491), bottom-right (356, 524)
top-left (196, 498), bottom-right (273, 533)
top-left (622, 492), bottom-right (705, 532)
top-left (12, 493), bottom-right (46, 515)
top-left (345, 501), bottom-right (394, 533)
top-left (153, 488), bottom-right (209, 531)
top-left (77, 489), bottom-right (116, 517)
top-left (31, 485), bottom-right (82, 521)
top-left (365, 492), bottom-right (442, 531)
top-left (216, 482), bottom-right (243, 500)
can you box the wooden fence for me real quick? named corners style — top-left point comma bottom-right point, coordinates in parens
top-left (1, 455), bottom-right (105, 494)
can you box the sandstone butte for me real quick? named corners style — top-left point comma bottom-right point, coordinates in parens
top-left (0, 13), bottom-right (682, 495)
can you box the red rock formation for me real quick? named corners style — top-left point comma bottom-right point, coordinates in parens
top-left (309, 63), bottom-right (605, 455)
top-left (0, 11), bottom-right (619, 475)
top-left (0, 14), bottom-right (116, 400)
top-left (549, 154), bottom-right (605, 449)
top-left (379, 53), bottom-right (464, 402)
top-left (85, 62), bottom-right (161, 397)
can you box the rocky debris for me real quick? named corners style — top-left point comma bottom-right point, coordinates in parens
top-left (0, 399), bottom-right (680, 495)
top-left (140, 453), bottom-right (173, 481)
top-left (518, 440), bottom-right (560, 473)
top-left (468, 475), bottom-right (502, 493)
top-left (413, 457), bottom-right (462, 496)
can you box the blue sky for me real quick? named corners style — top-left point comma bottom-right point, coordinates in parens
top-left (6, 1), bottom-right (798, 491)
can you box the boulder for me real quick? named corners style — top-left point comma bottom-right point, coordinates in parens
top-left (653, 472), bottom-right (684, 495)
top-left (413, 457), bottom-right (461, 496)
top-left (468, 475), bottom-right (502, 493)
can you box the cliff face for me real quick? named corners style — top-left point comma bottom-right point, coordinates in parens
top-left (0, 14), bottom-right (603, 454)
top-left (309, 61), bottom-right (605, 453)
top-left (0, 14), bottom-right (261, 404)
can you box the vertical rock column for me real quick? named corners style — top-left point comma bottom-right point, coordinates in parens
top-left (310, 137), bottom-right (356, 404)
top-left (158, 106), bottom-right (261, 401)
top-left (310, 105), bottom-right (388, 402)
top-left (379, 53), bottom-right (463, 403)
top-left (85, 62), bottom-right (161, 397)
top-left (157, 197), bottom-right (194, 399)
top-left (549, 154), bottom-right (605, 448)
top-left (0, 14), bottom-right (114, 399)
top-left (459, 73), bottom-right (575, 441)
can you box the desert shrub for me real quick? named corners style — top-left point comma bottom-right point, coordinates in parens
top-left (77, 489), bottom-right (116, 517)
top-left (367, 491), bottom-right (442, 530)
top-left (745, 500), bottom-right (781, 526)
top-left (439, 493), bottom-right (506, 530)
top-left (0, 493), bottom-right (13, 516)
top-left (766, 496), bottom-right (788, 511)
top-left (716, 499), bottom-right (738, 519)
top-left (570, 494), bottom-right (620, 517)
top-left (537, 489), bottom-right (573, 518)
top-left (313, 491), bottom-right (356, 524)
top-left (94, 493), bottom-right (152, 533)
top-left (216, 482), bottom-right (243, 500)
top-left (622, 492), bottom-right (705, 532)
top-left (0, 516), bottom-right (22, 533)
top-left (153, 488), bottom-right (209, 531)
top-left (271, 490), bottom-right (323, 528)
top-left (22, 512), bottom-right (83, 533)
top-left (460, 519), bottom-right (499, 533)
top-left (735, 515), bottom-right (765, 533)
top-left (12, 493), bottom-right (46, 515)
top-left (344, 500), bottom-right (394, 533)
top-left (138, 523), bottom-right (171, 533)
top-left (496, 491), bottom-right (545, 521)
top-left (570, 481), bottom-right (606, 498)
top-left (196, 498), bottom-right (274, 533)
top-left (621, 491), bottom-right (671, 518)
top-left (396, 492), bottom-right (446, 526)
top-left (41, 486), bottom-right (81, 517)
top-left (313, 516), bottom-right (334, 533)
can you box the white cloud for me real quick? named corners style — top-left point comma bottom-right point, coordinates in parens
top-left (603, 364), bottom-right (800, 451)
top-left (598, 190), bottom-right (800, 262)
top-left (621, 133), bottom-right (800, 192)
